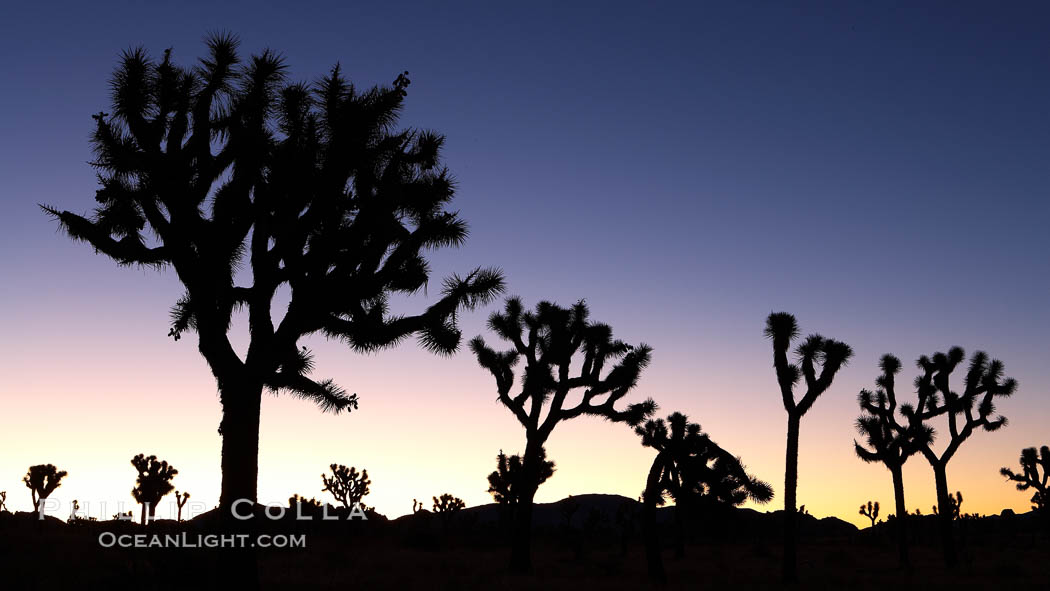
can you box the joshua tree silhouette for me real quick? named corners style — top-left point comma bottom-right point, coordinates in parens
top-left (321, 464), bottom-right (371, 509)
top-left (933, 491), bottom-right (963, 520)
top-left (23, 464), bottom-right (67, 519)
top-left (487, 447), bottom-right (555, 522)
top-left (0, 491), bottom-right (6, 513)
top-left (636, 412), bottom-right (773, 582)
top-left (765, 312), bottom-right (853, 583)
top-left (898, 347), bottom-right (1015, 566)
top-left (175, 490), bottom-right (191, 522)
top-left (131, 454), bottom-right (178, 525)
top-left (471, 297), bottom-right (656, 572)
top-left (859, 500), bottom-right (880, 527)
top-left (432, 493), bottom-right (465, 514)
top-left (412, 499), bottom-right (427, 514)
top-left (42, 35), bottom-right (504, 515)
top-left (1001, 445), bottom-right (1050, 514)
top-left (855, 354), bottom-right (933, 568)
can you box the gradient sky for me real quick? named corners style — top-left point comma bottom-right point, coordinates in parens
top-left (1, 1), bottom-right (1048, 527)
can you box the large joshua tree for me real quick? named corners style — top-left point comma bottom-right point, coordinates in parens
top-left (899, 347), bottom-right (1016, 566)
top-left (131, 454), bottom-right (178, 525)
top-left (765, 312), bottom-right (853, 583)
top-left (23, 464), bottom-right (67, 519)
top-left (42, 36), bottom-right (504, 513)
top-left (854, 354), bottom-right (932, 568)
top-left (470, 297), bottom-right (656, 572)
top-left (636, 412), bottom-right (772, 582)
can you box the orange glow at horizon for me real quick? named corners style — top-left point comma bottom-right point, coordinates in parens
top-left (1, 286), bottom-right (1041, 530)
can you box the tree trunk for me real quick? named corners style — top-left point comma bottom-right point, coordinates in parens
top-left (509, 440), bottom-right (545, 573)
top-left (890, 464), bottom-right (910, 569)
top-left (933, 463), bottom-right (957, 566)
top-left (782, 412), bottom-right (800, 583)
top-left (674, 500), bottom-right (686, 559)
top-left (214, 376), bottom-right (263, 591)
top-left (643, 457), bottom-right (667, 583)
top-left (218, 379), bottom-right (264, 514)
top-left (140, 503), bottom-right (147, 526)
top-left (509, 483), bottom-right (537, 573)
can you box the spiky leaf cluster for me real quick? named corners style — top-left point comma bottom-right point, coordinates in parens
top-left (471, 298), bottom-right (657, 440)
top-left (855, 354), bottom-right (933, 469)
top-left (900, 348), bottom-right (1017, 465)
top-left (43, 34), bottom-right (504, 413)
top-left (764, 312), bottom-right (853, 417)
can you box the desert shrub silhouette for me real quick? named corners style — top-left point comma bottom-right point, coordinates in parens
top-left (289, 494), bottom-right (324, 517)
top-left (471, 297), bottom-right (656, 572)
top-left (765, 312), bottom-right (852, 583)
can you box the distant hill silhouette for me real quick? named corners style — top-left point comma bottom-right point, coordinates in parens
top-left (391, 493), bottom-right (861, 538)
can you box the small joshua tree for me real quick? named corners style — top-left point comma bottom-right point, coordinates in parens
top-left (321, 464), bottom-right (371, 509)
top-left (1000, 446), bottom-right (1050, 515)
top-left (24, 464), bottom-right (67, 519)
top-left (0, 491), bottom-right (7, 513)
top-left (432, 493), bottom-right (464, 528)
top-left (471, 297), bottom-right (656, 572)
top-left (412, 499), bottom-right (427, 514)
top-left (859, 500), bottom-right (880, 527)
top-left (933, 491), bottom-right (963, 520)
top-left (899, 347), bottom-right (1016, 566)
top-left (131, 454), bottom-right (178, 525)
top-left (432, 493), bottom-right (465, 514)
top-left (487, 447), bottom-right (555, 522)
top-left (637, 411), bottom-right (772, 582)
top-left (175, 491), bottom-right (191, 522)
top-left (765, 312), bottom-right (853, 583)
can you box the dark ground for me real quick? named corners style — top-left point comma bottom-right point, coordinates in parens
top-left (1, 496), bottom-right (1047, 590)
